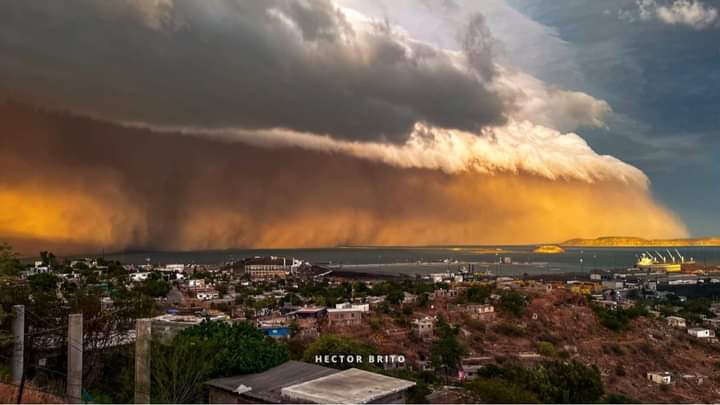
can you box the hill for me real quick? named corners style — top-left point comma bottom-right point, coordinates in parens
top-left (562, 236), bottom-right (720, 247)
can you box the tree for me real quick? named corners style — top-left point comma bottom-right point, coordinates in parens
top-left (385, 289), bottom-right (404, 306)
top-left (0, 243), bottom-right (22, 278)
top-left (152, 333), bottom-right (218, 403)
top-left (430, 316), bottom-right (466, 378)
top-left (466, 285), bottom-right (492, 303)
top-left (179, 320), bottom-right (288, 376)
top-left (499, 291), bottom-right (527, 317)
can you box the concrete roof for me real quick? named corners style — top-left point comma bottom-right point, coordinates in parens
top-left (280, 368), bottom-right (415, 404)
top-left (204, 361), bottom-right (339, 403)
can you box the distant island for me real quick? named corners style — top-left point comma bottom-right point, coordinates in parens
top-left (533, 245), bottom-right (566, 254)
top-left (562, 236), bottom-right (720, 247)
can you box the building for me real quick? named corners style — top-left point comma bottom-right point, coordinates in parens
top-left (151, 312), bottom-right (228, 340)
top-left (459, 356), bottom-right (493, 381)
top-left (666, 316), bottom-right (686, 329)
top-left (327, 308), bottom-right (364, 327)
top-left (412, 316), bottom-right (435, 340)
top-left (196, 290), bottom-right (220, 300)
top-left (280, 368), bottom-right (415, 404)
top-left (647, 371), bottom-right (672, 385)
top-left (243, 256), bottom-right (302, 280)
top-left (687, 328), bottom-right (713, 338)
top-left (205, 361), bottom-right (339, 404)
top-left (335, 302), bottom-right (370, 312)
top-left (188, 279), bottom-right (206, 289)
top-left (205, 361), bottom-right (415, 404)
top-left (465, 304), bottom-right (495, 320)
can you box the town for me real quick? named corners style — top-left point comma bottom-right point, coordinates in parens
top-left (2, 243), bottom-right (720, 403)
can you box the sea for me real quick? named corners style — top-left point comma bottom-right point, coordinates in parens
top-left (99, 246), bottom-right (720, 277)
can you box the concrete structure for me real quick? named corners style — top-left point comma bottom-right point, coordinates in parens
top-left (205, 361), bottom-right (339, 404)
top-left (687, 328), bottom-right (713, 338)
top-left (647, 371), bottom-right (672, 385)
top-left (666, 316), bottom-right (686, 329)
top-left (135, 319), bottom-right (151, 404)
top-left (243, 256), bottom-right (302, 280)
top-left (335, 302), bottom-right (369, 312)
top-left (327, 308), bottom-right (363, 327)
top-left (280, 368), bottom-right (415, 404)
top-left (11, 305), bottom-right (24, 385)
top-left (67, 313), bottom-right (83, 404)
top-left (196, 290), bottom-right (220, 300)
top-left (459, 356), bottom-right (493, 381)
top-left (412, 316), bottom-right (435, 340)
top-left (151, 313), bottom-right (228, 340)
top-left (465, 304), bottom-right (495, 320)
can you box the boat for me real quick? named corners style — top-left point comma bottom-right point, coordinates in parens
top-left (635, 249), bottom-right (695, 273)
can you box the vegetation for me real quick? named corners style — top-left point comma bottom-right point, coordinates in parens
top-left (475, 361), bottom-right (604, 403)
top-left (152, 320), bottom-right (288, 403)
top-left (498, 291), bottom-right (528, 317)
top-left (466, 378), bottom-right (540, 403)
top-left (592, 304), bottom-right (648, 331)
top-left (430, 316), bottom-right (466, 378)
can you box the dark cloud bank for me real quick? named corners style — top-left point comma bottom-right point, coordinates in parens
top-left (0, 0), bottom-right (506, 143)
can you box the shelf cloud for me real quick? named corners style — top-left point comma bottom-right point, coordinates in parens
top-left (0, 0), bottom-right (689, 253)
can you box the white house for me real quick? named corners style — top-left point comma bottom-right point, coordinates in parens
top-left (130, 272), bottom-right (150, 282)
top-left (335, 302), bottom-right (369, 312)
top-left (647, 371), bottom-right (672, 385)
top-left (188, 279), bottom-right (206, 289)
top-left (196, 290), bottom-right (220, 301)
top-left (666, 316), bottom-right (686, 329)
top-left (687, 328), bottom-right (713, 338)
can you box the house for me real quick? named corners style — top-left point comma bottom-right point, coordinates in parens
top-left (205, 361), bottom-right (339, 404)
top-left (196, 290), bottom-right (220, 301)
top-left (243, 256), bottom-right (303, 280)
top-left (402, 292), bottom-right (417, 305)
top-left (287, 307), bottom-right (327, 319)
top-left (412, 316), bottom-right (435, 340)
top-left (465, 304), bottom-right (495, 320)
top-left (594, 300), bottom-right (618, 311)
top-left (602, 280), bottom-right (624, 290)
top-left (280, 368), bottom-right (415, 404)
top-left (666, 316), bottom-right (686, 329)
top-left (151, 312), bottom-right (228, 340)
top-left (459, 356), bottom-right (493, 381)
top-left (327, 308), bottom-right (363, 327)
top-left (687, 328), bottom-right (714, 338)
top-left (188, 279), bottom-right (206, 289)
top-left (205, 362), bottom-right (415, 404)
top-left (647, 371), bottom-right (672, 385)
top-left (335, 302), bottom-right (370, 312)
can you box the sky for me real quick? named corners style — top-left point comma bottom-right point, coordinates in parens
top-left (0, 0), bottom-right (716, 253)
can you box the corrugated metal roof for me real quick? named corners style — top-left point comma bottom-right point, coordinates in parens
top-left (204, 361), bottom-right (339, 403)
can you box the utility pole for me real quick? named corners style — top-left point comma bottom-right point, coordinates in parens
top-left (134, 319), bottom-right (151, 404)
top-left (67, 313), bottom-right (83, 404)
top-left (11, 305), bottom-right (24, 385)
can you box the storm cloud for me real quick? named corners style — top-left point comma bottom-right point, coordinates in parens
top-left (0, 0), bottom-right (511, 143)
top-left (0, 103), bottom-right (686, 254)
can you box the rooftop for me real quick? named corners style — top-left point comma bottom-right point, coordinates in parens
top-left (280, 368), bottom-right (415, 404)
top-left (204, 361), bottom-right (338, 403)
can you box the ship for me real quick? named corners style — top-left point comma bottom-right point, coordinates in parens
top-left (635, 249), bottom-right (695, 273)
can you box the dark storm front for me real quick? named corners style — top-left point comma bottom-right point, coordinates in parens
top-left (100, 246), bottom-right (720, 276)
